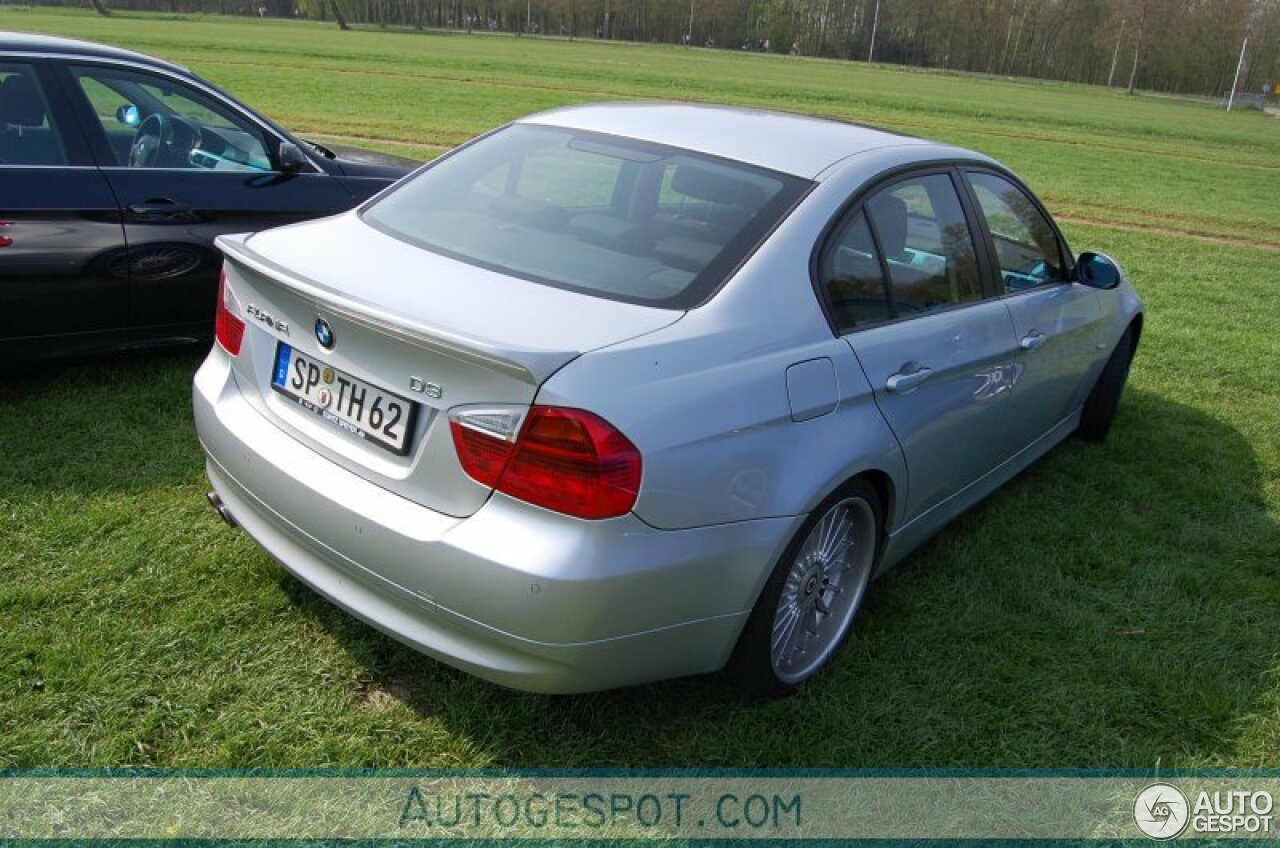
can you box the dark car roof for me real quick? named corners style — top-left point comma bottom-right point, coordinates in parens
top-left (0, 31), bottom-right (190, 75)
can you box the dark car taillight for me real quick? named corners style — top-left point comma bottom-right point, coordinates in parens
top-left (450, 405), bottom-right (642, 520)
top-left (214, 270), bottom-right (245, 355)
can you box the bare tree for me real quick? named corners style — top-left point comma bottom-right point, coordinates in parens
top-left (329, 0), bottom-right (350, 28)
top-left (1107, 11), bottom-right (1125, 86)
top-left (1126, 0), bottom-right (1145, 93)
top-left (866, 0), bottom-right (879, 61)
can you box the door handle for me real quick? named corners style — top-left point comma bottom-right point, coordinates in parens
top-left (886, 362), bottom-right (933, 393)
top-left (1019, 331), bottom-right (1046, 351)
top-left (127, 198), bottom-right (193, 217)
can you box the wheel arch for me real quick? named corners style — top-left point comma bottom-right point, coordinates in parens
top-left (1129, 312), bottom-right (1143, 351)
top-left (739, 466), bottom-right (897, 620)
top-left (805, 466), bottom-right (896, 565)
top-left (726, 470), bottom-right (888, 694)
top-left (858, 467), bottom-right (895, 557)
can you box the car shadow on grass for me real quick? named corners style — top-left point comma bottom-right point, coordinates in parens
top-left (280, 385), bottom-right (1276, 767)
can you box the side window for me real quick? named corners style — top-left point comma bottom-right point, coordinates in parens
top-left (864, 174), bottom-right (983, 314)
top-left (70, 65), bottom-right (272, 172)
top-left (515, 141), bottom-right (621, 209)
top-left (0, 63), bottom-right (69, 165)
top-left (967, 171), bottom-right (1065, 291)
top-left (818, 209), bottom-right (893, 331)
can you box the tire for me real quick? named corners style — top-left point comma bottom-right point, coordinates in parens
top-left (1077, 326), bottom-right (1136, 442)
top-left (727, 479), bottom-right (882, 696)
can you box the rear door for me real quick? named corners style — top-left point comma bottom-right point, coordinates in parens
top-left (962, 169), bottom-right (1103, 452)
top-left (818, 169), bottom-right (1022, 522)
top-left (55, 60), bottom-right (358, 331)
top-left (0, 59), bottom-right (128, 350)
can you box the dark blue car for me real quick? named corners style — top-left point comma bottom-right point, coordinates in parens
top-left (0, 32), bottom-right (417, 365)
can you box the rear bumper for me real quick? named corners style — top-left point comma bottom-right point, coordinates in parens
top-left (194, 350), bottom-right (797, 693)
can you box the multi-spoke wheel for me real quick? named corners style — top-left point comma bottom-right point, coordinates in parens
top-left (728, 480), bottom-right (881, 695)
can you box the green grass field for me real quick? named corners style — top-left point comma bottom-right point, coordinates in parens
top-left (1, 8), bottom-right (1278, 769)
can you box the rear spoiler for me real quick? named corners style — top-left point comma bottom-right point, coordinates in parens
top-left (216, 234), bottom-right (575, 386)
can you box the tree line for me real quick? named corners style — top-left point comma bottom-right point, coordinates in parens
top-left (42, 0), bottom-right (1280, 97)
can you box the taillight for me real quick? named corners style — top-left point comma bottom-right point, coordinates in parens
top-left (214, 270), bottom-right (245, 355)
top-left (449, 407), bottom-right (525, 488)
top-left (450, 405), bottom-right (642, 520)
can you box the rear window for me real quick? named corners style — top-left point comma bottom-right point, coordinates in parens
top-left (361, 124), bottom-right (811, 308)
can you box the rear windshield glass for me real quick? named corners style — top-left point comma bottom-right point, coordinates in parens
top-left (361, 124), bottom-right (811, 308)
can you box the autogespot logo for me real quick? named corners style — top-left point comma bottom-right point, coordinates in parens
top-left (1134, 783), bottom-right (1190, 840)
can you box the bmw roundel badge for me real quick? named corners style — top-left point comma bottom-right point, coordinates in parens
top-left (314, 317), bottom-right (335, 350)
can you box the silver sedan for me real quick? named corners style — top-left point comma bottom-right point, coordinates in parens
top-left (193, 103), bottom-right (1142, 694)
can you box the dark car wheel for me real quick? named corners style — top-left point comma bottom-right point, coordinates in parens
top-left (1077, 326), bottom-right (1136, 442)
top-left (728, 479), bottom-right (882, 696)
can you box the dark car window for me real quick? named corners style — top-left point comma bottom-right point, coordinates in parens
top-left (0, 63), bottom-right (68, 166)
top-left (863, 173), bottom-right (983, 315)
top-left (70, 65), bottom-right (272, 172)
top-left (818, 209), bottom-right (893, 331)
top-left (361, 123), bottom-right (811, 309)
top-left (967, 171), bottom-right (1065, 291)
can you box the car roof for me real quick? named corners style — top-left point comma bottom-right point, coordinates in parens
top-left (521, 102), bottom-right (944, 179)
top-left (0, 31), bottom-right (190, 75)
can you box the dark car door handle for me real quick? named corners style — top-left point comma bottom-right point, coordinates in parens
top-left (1019, 330), bottom-right (1047, 351)
top-left (886, 362), bottom-right (933, 393)
top-left (127, 198), bottom-right (193, 217)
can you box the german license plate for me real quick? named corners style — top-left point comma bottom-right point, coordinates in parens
top-left (271, 343), bottom-right (416, 455)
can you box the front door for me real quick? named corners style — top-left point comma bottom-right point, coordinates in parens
top-left (962, 169), bottom-right (1104, 452)
top-left (57, 61), bottom-right (357, 331)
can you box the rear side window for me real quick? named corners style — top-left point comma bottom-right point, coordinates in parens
top-left (817, 171), bottom-right (984, 332)
top-left (0, 63), bottom-right (68, 165)
top-left (361, 124), bottom-right (811, 308)
top-left (818, 209), bottom-right (893, 331)
top-left (866, 174), bottom-right (982, 314)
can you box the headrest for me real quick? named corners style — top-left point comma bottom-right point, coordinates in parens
top-left (0, 74), bottom-right (47, 129)
top-left (868, 193), bottom-right (908, 258)
top-left (672, 164), bottom-right (754, 205)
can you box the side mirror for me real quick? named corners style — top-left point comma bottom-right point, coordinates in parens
top-left (116, 104), bottom-right (140, 127)
top-left (1074, 251), bottom-right (1122, 290)
top-left (277, 141), bottom-right (310, 173)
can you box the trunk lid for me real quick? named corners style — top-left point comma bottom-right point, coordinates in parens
top-left (216, 213), bottom-right (682, 518)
